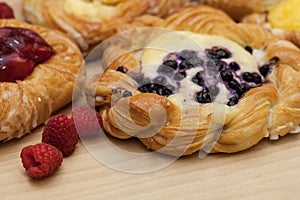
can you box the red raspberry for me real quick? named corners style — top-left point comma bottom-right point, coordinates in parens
top-left (42, 114), bottom-right (78, 157)
top-left (0, 2), bottom-right (14, 19)
top-left (20, 143), bottom-right (63, 179)
top-left (71, 106), bottom-right (103, 137)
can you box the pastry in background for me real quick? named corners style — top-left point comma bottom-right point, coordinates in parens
top-left (22, 0), bottom-right (199, 52)
top-left (242, 0), bottom-right (300, 48)
top-left (202, 0), bottom-right (286, 21)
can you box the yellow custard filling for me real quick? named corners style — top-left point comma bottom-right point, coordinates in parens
top-left (269, 0), bottom-right (300, 30)
top-left (64, 0), bottom-right (124, 18)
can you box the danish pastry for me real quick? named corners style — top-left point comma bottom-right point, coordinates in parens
top-left (0, 19), bottom-right (83, 142)
top-left (202, 0), bottom-right (286, 21)
top-left (86, 5), bottom-right (300, 156)
top-left (22, 0), bottom-right (198, 51)
top-left (242, 0), bottom-right (300, 48)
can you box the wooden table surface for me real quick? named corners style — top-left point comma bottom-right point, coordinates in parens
top-left (1, 1), bottom-right (300, 199)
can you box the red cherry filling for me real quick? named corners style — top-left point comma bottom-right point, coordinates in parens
top-left (0, 27), bottom-right (55, 82)
top-left (0, 2), bottom-right (14, 19)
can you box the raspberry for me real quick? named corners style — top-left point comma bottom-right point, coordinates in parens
top-left (42, 114), bottom-right (78, 157)
top-left (71, 106), bottom-right (103, 137)
top-left (20, 143), bottom-right (63, 179)
top-left (0, 2), bottom-right (14, 19)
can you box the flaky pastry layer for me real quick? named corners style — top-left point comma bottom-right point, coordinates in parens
top-left (86, 5), bottom-right (300, 156)
top-left (22, 0), bottom-right (197, 51)
top-left (0, 19), bottom-right (84, 142)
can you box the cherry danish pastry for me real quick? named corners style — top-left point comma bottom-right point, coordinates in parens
top-left (0, 19), bottom-right (83, 142)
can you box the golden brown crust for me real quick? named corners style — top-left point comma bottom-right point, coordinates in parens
top-left (22, 0), bottom-right (197, 51)
top-left (242, 12), bottom-right (300, 49)
top-left (0, 19), bottom-right (83, 142)
top-left (86, 5), bottom-right (300, 156)
top-left (202, 0), bottom-right (286, 21)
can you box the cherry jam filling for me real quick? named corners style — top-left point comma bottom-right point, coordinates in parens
top-left (0, 27), bottom-right (55, 82)
top-left (117, 47), bottom-right (278, 106)
top-left (0, 2), bottom-right (14, 19)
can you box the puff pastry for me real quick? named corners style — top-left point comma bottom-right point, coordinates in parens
top-left (202, 0), bottom-right (286, 21)
top-left (0, 19), bottom-right (83, 142)
top-left (22, 0), bottom-right (199, 51)
top-left (85, 5), bottom-right (300, 156)
top-left (242, 0), bottom-right (300, 48)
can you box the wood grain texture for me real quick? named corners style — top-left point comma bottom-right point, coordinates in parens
top-left (1, 1), bottom-right (300, 199)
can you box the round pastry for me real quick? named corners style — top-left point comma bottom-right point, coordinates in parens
top-left (242, 0), bottom-right (300, 48)
top-left (202, 0), bottom-right (286, 21)
top-left (0, 19), bottom-right (83, 142)
top-left (22, 0), bottom-right (198, 51)
top-left (85, 5), bottom-right (300, 156)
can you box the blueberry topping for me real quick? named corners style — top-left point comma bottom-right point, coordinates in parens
top-left (207, 59), bottom-right (226, 71)
top-left (228, 79), bottom-right (240, 90)
top-left (245, 46), bottom-right (253, 54)
top-left (122, 90), bottom-right (132, 98)
top-left (236, 84), bottom-right (251, 97)
top-left (189, 58), bottom-right (204, 67)
top-left (158, 60), bottom-right (178, 73)
top-left (154, 76), bottom-right (166, 86)
top-left (229, 62), bottom-right (240, 71)
top-left (179, 50), bottom-right (196, 60)
top-left (137, 83), bottom-right (173, 97)
top-left (242, 72), bottom-right (254, 82)
top-left (174, 71), bottom-right (186, 81)
top-left (137, 48), bottom-right (267, 105)
top-left (163, 60), bottom-right (178, 70)
top-left (259, 65), bottom-right (270, 77)
top-left (252, 73), bottom-right (262, 84)
top-left (196, 90), bottom-right (212, 103)
top-left (208, 85), bottom-right (219, 97)
top-left (192, 72), bottom-right (205, 86)
top-left (116, 66), bottom-right (128, 73)
top-left (227, 96), bottom-right (239, 106)
top-left (220, 69), bottom-right (233, 81)
top-left (179, 60), bottom-right (192, 70)
top-left (206, 47), bottom-right (232, 59)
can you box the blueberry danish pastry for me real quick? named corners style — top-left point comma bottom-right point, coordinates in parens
top-left (86, 6), bottom-right (300, 156)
